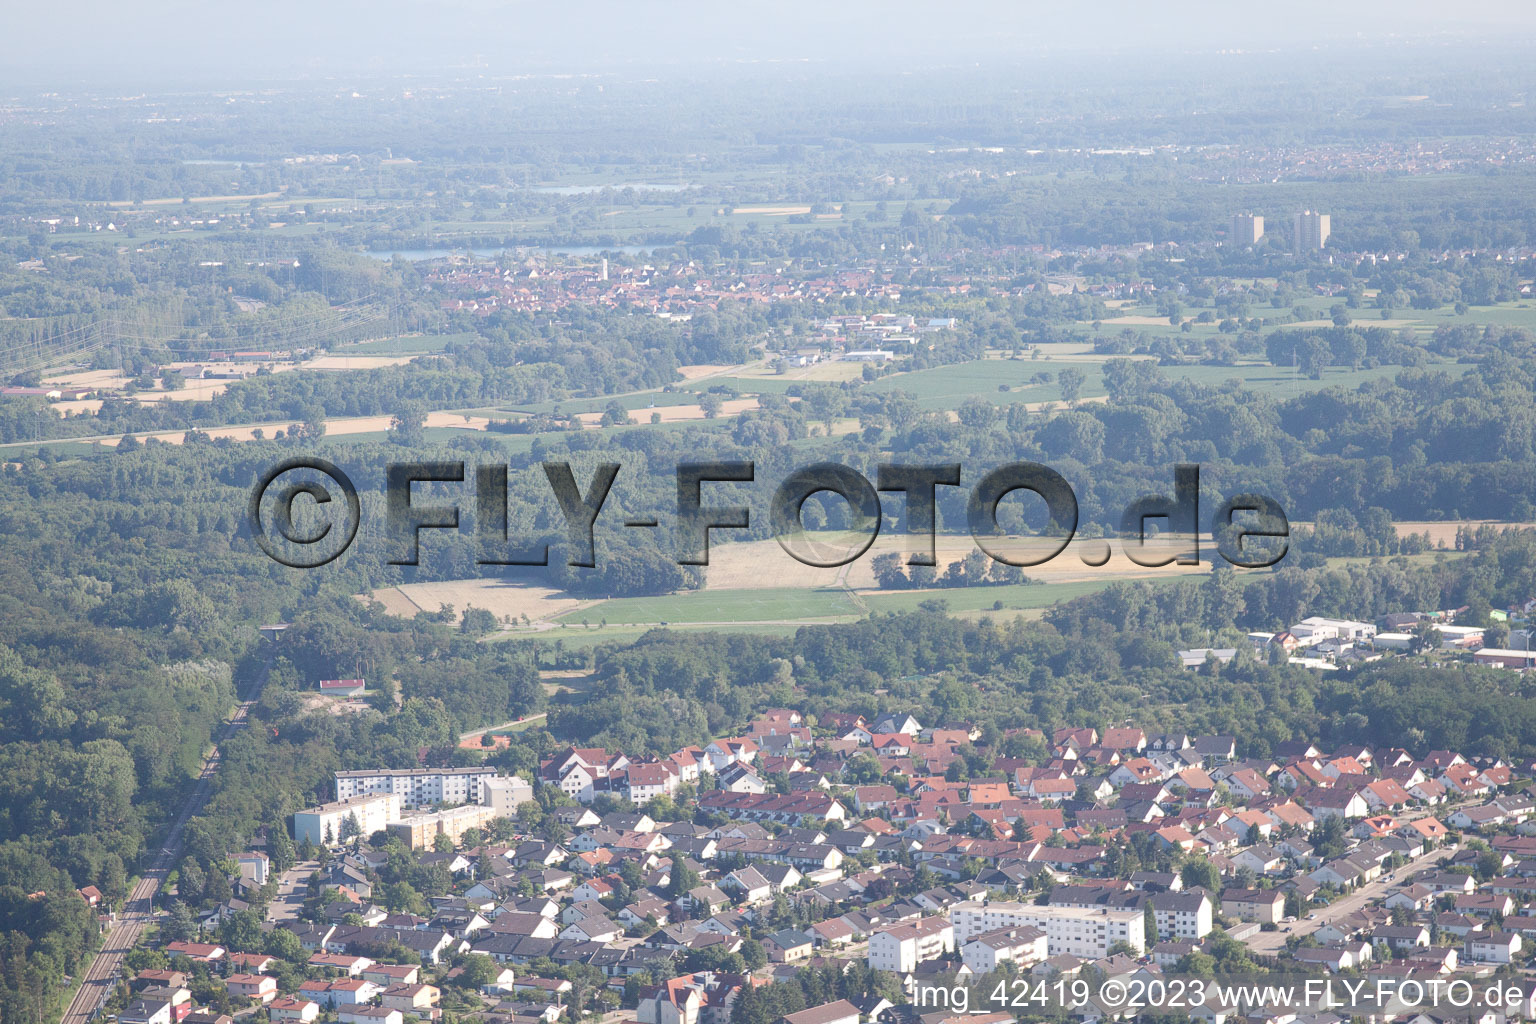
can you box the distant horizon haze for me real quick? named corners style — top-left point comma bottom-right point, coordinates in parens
top-left (4, 0), bottom-right (1536, 88)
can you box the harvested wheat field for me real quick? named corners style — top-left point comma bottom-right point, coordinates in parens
top-left (936, 396), bottom-right (1107, 423)
top-left (576, 397), bottom-right (760, 426)
top-left (676, 364), bottom-right (736, 380)
top-left (1391, 520), bottom-right (1536, 545)
top-left (365, 578), bottom-right (589, 623)
top-left (304, 355), bottom-right (419, 370)
top-left (734, 361), bottom-right (866, 384)
top-left (731, 205), bottom-right (812, 216)
top-left (1287, 520), bottom-right (1536, 547)
top-left (41, 368), bottom-right (132, 390)
top-left (702, 531), bottom-right (1214, 592)
top-left (90, 409), bottom-right (491, 447)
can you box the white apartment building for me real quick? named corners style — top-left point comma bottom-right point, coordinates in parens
top-left (294, 793), bottom-right (400, 847)
top-left (1149, 891), bottom-right (1213, 939)
top-left (559, 764), bottom-right (598, 804)
top-left (335, 767), bottom-right (497, 807)
top-left (625, 763), bottom-right (683, 805)
top-left (961, 927), bottom-right (1047, 974)
top-left (951, 901), bottom-right (1144, 958)
top-left (867, 917), bottom-right (954, 974)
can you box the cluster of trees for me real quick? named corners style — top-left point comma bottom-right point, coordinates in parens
top-left (1291, 507), bottom-right (1435, 559)
top-left (0, 618), bottom-right (237, 1014)
top-left (870, 549), bottom-right (1028, 589)
top-left (731, 964), bottom-right (904, 1024)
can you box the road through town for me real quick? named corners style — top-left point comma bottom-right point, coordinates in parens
top-left (58, 699), bottom-right (255, 1024)
top-left (1245, 842), bottom-right (1459, 956)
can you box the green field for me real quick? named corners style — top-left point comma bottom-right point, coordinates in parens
top-left (493, 621), bottom-right (812, 648)
top-left (867, 359), bottom-right (1100, 409)
top-left (682, 375), bottom-right (828, 396)
top-left (1412, 302), bottom-right (1536, 330)
top-left (506, 391), bottom-right (716, 416)
top-left (860, 576), bottom-right (1184, 614)
top-left (540, 573), bottom-right (1193, 635)
top-left (553, 586), bottom-right (862, 626)
top-left (863, 355), bottom-right (1469, 411)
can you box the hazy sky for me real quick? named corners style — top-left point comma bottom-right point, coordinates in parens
top-left (6, 0), bottom-right (1536, 86)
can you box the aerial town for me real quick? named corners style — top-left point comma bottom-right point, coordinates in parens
top-left (90, 603), bottom-right (1536, 1024)
top-left (12, 12), bottom-right (1536, 1024)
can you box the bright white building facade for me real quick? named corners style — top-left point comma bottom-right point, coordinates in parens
top-left (951, 901), bottom-right (1144, 958)
top-left (293, 794), bottom-right (399, 846)
top-left (335, 767), bottom-right (496, 806)
top-left (867, 918), bottom-right (954, 973)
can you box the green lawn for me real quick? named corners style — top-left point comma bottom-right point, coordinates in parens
top-left (506, 391), bottom-right (712, 416)
top-left (683, 375), bottom-right (826, 396)
top-left (493, 621), bottom-right (811, 648)
top-left (1414, 301), bottom-right (1536, 331)
top-left (548, 574), bottom-right (1194, 632)
top-left (865, 359), bottom-right (1101, 409)
top-left (554, 586), bottom-right (862, 626)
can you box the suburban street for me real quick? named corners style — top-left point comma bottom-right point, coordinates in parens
top-left (1246, 841), bottom-right (1459, 956)
top-left (58, 699), bottom-right (255, 1024)
top-left (265, 859), bottom-right (319, 923)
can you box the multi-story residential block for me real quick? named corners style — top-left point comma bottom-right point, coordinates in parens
top-left (1150, 890), bottom-right (1213, 939)
top-left (386, 803), bottom-right (499, 850)
top-left (1220, 888), bottom-right (1285, 924)
top-left (1230, 213), bottom-right (1264, 246)
top-left (626, 762), bottom-right (683, 805)
top-left (292, 794), bottom-right (399, 847)
top-left (480, 775), bottom-right (535, 815)
top-left (867, 917), bottom-right (953, 973)
top-left (960, 926), bottom-right (1047, 973)
top-left (1294, 210), bottom-right (1331, 251)
top-left (334, 767), bottom-right (497, 806)
top-left (950, 901), bottom-right (1145, 958)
